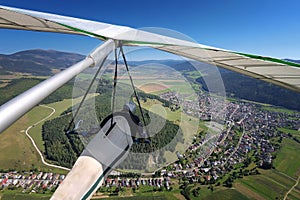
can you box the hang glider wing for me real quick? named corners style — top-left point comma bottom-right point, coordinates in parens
top-left (0, 5), bottom-right (299, 93)
top-left (155, 46), bottom-right (300, 93)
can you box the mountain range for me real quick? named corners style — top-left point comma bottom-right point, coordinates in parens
top-left (0, 49), bottom-right (84, 76)
top-left (284, 59), bottom-right (300, 64)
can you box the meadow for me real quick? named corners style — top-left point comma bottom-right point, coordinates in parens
top-left (0, 78), bottom-right (97, 173)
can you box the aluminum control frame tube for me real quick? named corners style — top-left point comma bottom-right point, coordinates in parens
top-left (0, 39), bottom-right (115, 133)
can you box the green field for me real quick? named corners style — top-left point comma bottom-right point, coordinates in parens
top-left (0, 190), bottom-right (51, 200)
top-left (277, 127), bottom-right (300, 136)
top-left (140, 99), bottom-right (202, 140)
top-left (138, 98), bottom-right (214, 165)
top-left (120, 78), bottom-right (195, 95)
top-left (236, 174), bottom-right (286, 199)
top-left (0, 106), bottom-right (48, 171)
top-left (117, 63), bottom-right (197, 96)
top-left (273, 138), bottom-right (300, 178)
top-left (98, 196), bottom-right (167, 200)
top-left (184, 70), bottom-right (203, 79)
top-left (0, 93), bottom-right (97, 173)
top-left (261, 105), bottom-right (297, 114)
top-left (234, 138), bottom-right (300, 199)
top-left (26, 99), bottom-right (74, 153)
top-left (202, 188), bottom-right (249, 200)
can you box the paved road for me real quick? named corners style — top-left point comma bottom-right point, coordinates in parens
top-left (25, 104), bottom-right (70, 171)
top-left (218, 105), bottom-right (239, 145)
top-left (222, 115), bottom-right (246, 167)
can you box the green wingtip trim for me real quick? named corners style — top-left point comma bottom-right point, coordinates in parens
top-left (234, 52), bottom-right (300, 68)
top-left (57, 23), bottom-right (107, 40)
top-left (122, 40), bottom-right (176, 46)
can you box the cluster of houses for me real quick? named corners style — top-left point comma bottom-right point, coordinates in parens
top-left (102, 176), bottom-right (172, 190)
top-left (158, 92), bottom-right (300, 183)
top-left (0, 171), bottom-right (65, 192)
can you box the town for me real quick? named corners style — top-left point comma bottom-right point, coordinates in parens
top-left (159, 91), bottom-right (300, 187)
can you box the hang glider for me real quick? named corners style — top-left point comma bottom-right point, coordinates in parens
top-left (1, 5), bottom-right (300, 200)
top-left (1, 5), bottom-right (299, 93)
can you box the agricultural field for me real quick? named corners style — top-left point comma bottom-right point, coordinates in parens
top-left (235, 169), bottom-right (294, 199)
top-left (0, 107), bottom-right (44, 171)
top-left (261, 105), bottom-right (297, 115)
top-left (277, 127), bottom-right (300, 136)
top-left (0, 190), bottom-right (51, 200)
top-left (273, 139), bottom-right (300, 178)
top-left (139, 83), bottom-right (170, 94)
top-left (234, 138), bottom-right (300, 200)
top-left (201, 188), bottom-right (249, 200)
top-left (117, 64), bottom-right (196, 96)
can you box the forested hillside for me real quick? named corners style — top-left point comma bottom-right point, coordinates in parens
top-left (196, 68), bottom-right (300, 111)
top-left (0, 49), bottom-right (84, 75)
top-left (0, 78), bottom-right (75, 106)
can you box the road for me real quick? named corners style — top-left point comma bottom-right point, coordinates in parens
top-left (25, 104), bottom-right (70, 171)
top-left (218, 105), bottom-right (240, 145)
top-left (222, 115), bottom-right (246, 167)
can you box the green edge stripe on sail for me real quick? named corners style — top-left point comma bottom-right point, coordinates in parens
top-left (81, 168), bottom-right (107, 200)
top-left (81, 144), bottom-right (131, 200)
top-left (57, 23), bottom-right (107, 40)
top-left (234, 52), bottom-right (300, 68)
top-left (122, 40), bottom-right (175, 47)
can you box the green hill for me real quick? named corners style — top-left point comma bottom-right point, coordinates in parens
top-left (0, 49), bottom-right (84, 76)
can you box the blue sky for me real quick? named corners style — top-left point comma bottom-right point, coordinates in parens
top-left (0, 0), bottom-right (299, 59)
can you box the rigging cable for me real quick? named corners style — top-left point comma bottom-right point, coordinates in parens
top-left (111, 48), bottom-right (119, 126)
top-left (120, 45), bottom-right (150, 141)
top-left (65, 55), bottom-right (108, 133)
